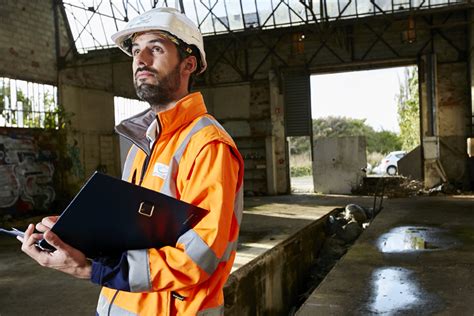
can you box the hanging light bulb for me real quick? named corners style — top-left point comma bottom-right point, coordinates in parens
top-left (401, 15), bottom-right (416, 44)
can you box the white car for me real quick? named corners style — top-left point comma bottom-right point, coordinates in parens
top-left (375, 151), bottom-right (406, 175)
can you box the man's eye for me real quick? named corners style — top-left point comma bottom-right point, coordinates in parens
top-left (152, 46), bottom-right (163, 53)
top-left (132, 49), bottom-right (140, 56)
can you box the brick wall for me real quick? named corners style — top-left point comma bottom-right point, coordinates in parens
top-left (0, 0), bottom-right (71, 84)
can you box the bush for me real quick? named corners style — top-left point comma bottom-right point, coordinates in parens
top-left (290, 165), bottom-right (312, 177)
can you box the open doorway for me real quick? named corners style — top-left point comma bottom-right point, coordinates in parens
top-left (288, 136), bottom-right (313, 193)
top-left (289, 65), bottom-right (421, 193)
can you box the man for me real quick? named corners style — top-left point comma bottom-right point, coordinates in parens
top-left (19, 7), bottom-right (244, 315)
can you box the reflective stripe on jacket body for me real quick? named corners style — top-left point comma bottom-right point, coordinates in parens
top-left (93, 92), bottom-right (244, 315)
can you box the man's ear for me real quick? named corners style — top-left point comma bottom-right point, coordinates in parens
top-left (183, 56), bottom-right (197, 74)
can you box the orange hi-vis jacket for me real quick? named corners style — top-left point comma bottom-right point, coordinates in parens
top-left (91, 92), bottom-right (244, 315)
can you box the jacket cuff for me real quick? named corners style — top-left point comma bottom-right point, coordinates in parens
top-left (90, 254), bottom-right (131, 291)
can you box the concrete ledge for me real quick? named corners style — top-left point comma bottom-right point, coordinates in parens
top-left (224, 211), bottom-right (333, 315)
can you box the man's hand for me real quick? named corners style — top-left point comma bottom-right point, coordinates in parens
top-left (35, 215), bottom-right (58, 232)
top-left (18, 223), bottom-right (92, 279)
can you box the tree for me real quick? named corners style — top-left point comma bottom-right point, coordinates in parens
top-left (312, 116), bottom-right (373, 138)
top-left (366, 129), bottom-right (402, 154)
top-left (396, 67), bottom-right (420, 151)
top-left (312, 116), bottom-right (401, 154)
top-left (288, 136), bottom-right (311, 155)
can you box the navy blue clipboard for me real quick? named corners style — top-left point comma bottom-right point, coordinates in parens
top-left (38, 172), bottom-right (208, 258)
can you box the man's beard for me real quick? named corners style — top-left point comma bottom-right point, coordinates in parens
top-left (134, 64), bottom-right (181, 109)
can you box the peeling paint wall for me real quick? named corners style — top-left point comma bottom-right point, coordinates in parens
top-left (60, 85), bottom-right (120, 186)
top-left (437, 63), bottom-right (469, 185)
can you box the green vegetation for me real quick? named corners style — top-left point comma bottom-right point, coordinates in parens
top-left (312, 116), bottom-right (402, 154)
top-left (289, 116), bottom-right (403, 160)
top-left (396, 67), bottom-right (420, 151)
top-left (290, 165), bottom-right (312, 177)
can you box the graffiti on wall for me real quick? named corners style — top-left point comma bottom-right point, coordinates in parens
top-left (0, 134), bottom-right (55, 213)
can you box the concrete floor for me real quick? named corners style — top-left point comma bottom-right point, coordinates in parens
top-left (297, 195), bottom-right (474, 315)
top-left (0, 194), bottom-right (373, 316)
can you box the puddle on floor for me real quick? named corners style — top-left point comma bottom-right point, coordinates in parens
top-left (377, 226), bottom-right (458, 253)
top-left (366, 267), bottom-right (442, 315)
top-left (369, 267), bottom-right (420, 314)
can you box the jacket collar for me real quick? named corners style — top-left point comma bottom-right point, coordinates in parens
top-left (115, 92), bottom-right (207, 156)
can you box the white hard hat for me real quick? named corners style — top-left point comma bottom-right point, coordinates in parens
top-left (111, 7), bottom-right (207, 74)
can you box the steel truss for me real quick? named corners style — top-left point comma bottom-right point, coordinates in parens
top-left (202, 3), bottom-right (470, 84)
top-left (58, 0), bottom-right (467, 56)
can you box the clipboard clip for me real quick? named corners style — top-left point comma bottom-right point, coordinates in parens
top-left (138, 202), bottom-right (155, 217)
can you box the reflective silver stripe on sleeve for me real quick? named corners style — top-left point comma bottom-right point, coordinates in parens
top-left (220, 240), bottom-right (237, 263)
top-left (127, 249), bottom-right (152, 292)
top-left (196, 304), bottom-right (224, 316)
top-left (122, 145), bottom-right (139, 181)
top-left (177, 229), bottom-right (219, 276)
top-left (160, 116), bottom-right (216, 198)
top-left (96, 293), bottom-right (109, 316)
top-left (96, 293), bottom-right (137, 316)
top-left (234, 186), bottom-right (244, 226)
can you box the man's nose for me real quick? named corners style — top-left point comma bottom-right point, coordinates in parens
top-left (134, 48), bottom-right (152, 66)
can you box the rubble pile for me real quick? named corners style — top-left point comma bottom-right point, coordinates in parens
top-left (353, 175), bottom-right (471, 198)
top-left (387, 178), bottom-right (425, 197)
top-left (353, 176), bottom-right (419, 197)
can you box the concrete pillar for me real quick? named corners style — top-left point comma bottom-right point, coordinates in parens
top-left (470, 10), bottom-right (474, 135)
top-left (265, 136), bottom-right (277, 195)
top-left (419, 54), bottom-right (442, 188)
top-left (468, 9), bottom-right (474, 188)
top-left (269, 70), bottom-right (289, 194)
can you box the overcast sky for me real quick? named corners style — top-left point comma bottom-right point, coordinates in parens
top-left (311, 66), bottom-right (415, 133)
